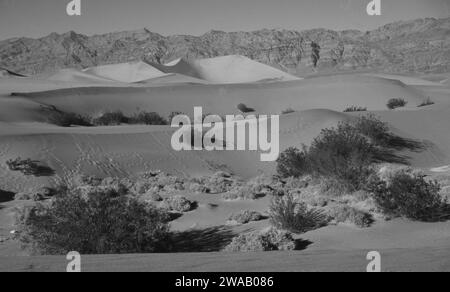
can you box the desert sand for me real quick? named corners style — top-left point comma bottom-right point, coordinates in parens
top-left (0, 55), bottom-right (450, 271)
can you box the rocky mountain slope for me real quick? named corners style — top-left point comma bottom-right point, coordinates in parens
top-left (0, 17), bottom-right (449, 76)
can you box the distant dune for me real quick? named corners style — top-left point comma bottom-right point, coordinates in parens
top-left (6, 74), bottom-right (428, 123)
top-left (46, 69), bottom-right (117, 84)
top-left (152, 55), bottom-right (301, 84)
top-left (83, 61), bottom-right (170, 83)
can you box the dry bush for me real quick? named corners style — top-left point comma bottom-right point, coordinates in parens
top-left (16, 188), bottom-right (170, 255)
top-left (228, 210), bottom-right (265, 224)
top-left (223, 228), bottom-right (296, 252)
top-left (387, 98), bottom-right (407, 110)
top-left (269, 194), bottom-right (329, 233)
top-left (160, 195), bottom-right (196, 212)
top-left (329, 205), bottom-right (374, 228)
top-left (366, 167), bottom-right (448, 221)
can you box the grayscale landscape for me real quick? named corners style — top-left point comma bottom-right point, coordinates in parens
top-left (0, 9), bottom-right (450, 272)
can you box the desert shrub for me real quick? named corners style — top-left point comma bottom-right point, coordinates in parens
top-left (223, 228), bottom-right (296, 252)
top-left (196, 172), bottom-right (237, 194)
top-left (222, 188), bottom-right (261, 201)
top-left (16, 188), bottom-right (170, 255)
top-left (366, 168), bottom-right (448, 221)
top-left (161, 195), bottom-right (195, 212)
top-left (269, 194), bottom-right (329, 233)
top-left (344, 106), bottom-right (367, 112)
top-left (418, 98), bottom-right (435, 108)
top-left (329, 205), bottom-right (374, 228)
top-left (351, 114), bottom-right (391, 147)
top-left (6, 157), bottom-right (40, 175)
top-left (223, 175), bottom-right (282, 201)
top-left (281, 108), bottom-right (296, 114)
top-left (237, 103), bottom-right (255, 113)
top-left (228, 210), bottom-right (265, 224)
top-left (276, 147), bottom-right (309, 178)
top-left (45, 110), bottom-right (92, 127)
top-left (387, 98), bottom-right (407, 110)
top-left (276, 116), bottom-right (403, 191)
top-left (129, 111), bottom-right (168, 125)
top-left (92, 111), bottom-right (128, 126)
top-left (14, 187), bottom-right (56, 202)
top-left (305, 123), bottom-right (378, 191)
top-left (140, 190), bottom-right (163, 203)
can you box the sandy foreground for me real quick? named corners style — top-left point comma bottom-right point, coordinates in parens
top-left (0, 58), bottom-right (450, 271)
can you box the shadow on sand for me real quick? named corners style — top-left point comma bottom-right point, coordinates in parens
top-left (169, 226), bottom-right (313, 253)
top-left (374, 134), bottom-right (428, 165)
top-left (0, 189), bottom-right (15, 203)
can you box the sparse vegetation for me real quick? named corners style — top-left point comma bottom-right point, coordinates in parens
top-left (344, 106), bottom-right (367, 112)
top-left (45, 110), bottom-right (92, 127)
top-left (329, 205), bottom-right (374, 228)
top-left (129, 111), bottom-right (168, 125)
top-left (228, 210), bottom-right (265, 224)
top-left (237, 103), bottom-right (255, 113)
top-left (6, 157), bottom-right (54, 176)
top-left (366, 168), bottom-right (449, 222)
top-left (387, 98), bottom-right (407, 110)
top-left (161, 195), bottom-right (196, 212)
top-left (281, 108), bottom-right (296, 114)
top-left (269, 194), bottom-right (329, 233)
top-left (92, 111), bottom-right (128, 126)
top-left (276, 115), bottom-right (422, 194)
top-left (418, 98), bottom-right (435, 108)
top-left (16, 188), bottom-right (171, 255)
top-left (223, 228), bottom-right (296, 252)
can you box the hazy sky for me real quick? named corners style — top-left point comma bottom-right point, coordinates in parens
top-left (0, 0), bottom-right (449, 40)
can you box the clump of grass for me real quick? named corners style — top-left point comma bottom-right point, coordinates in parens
top-left (129, 111), bottom-right (168, 125)
top-left (281, 108), bottom-right (296, 115)
top-left (160, 195), bottom-right (196, 213)
top-left (343, 106), bottom-right (367, 113)
top-left (92, 111), bottom-right (128, 126)
top-left (45, 110), bottom-right (92, 127)
top-left (329, 205), bottom-right (374, 228)
top-left (387, 98), bottom-right (407, 110)
top-left (223, 228), bottom-right (296, 252)
top-left (237, 103), bottom-right (255, 113)
top-left (417, 98), bottom-right (435, 108)
top-left (269, 193), bottom-right (329, 233)
top-left (228, 210), bottom-right (265, 224)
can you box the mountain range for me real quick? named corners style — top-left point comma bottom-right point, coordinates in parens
top-left (0, 17), bottom-right (449, 76)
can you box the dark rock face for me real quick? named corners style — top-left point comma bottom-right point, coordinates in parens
top-left (0, 17), bottom-right (449, 76)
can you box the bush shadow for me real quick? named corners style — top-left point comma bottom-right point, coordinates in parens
top-left (294, 239), bottom-right (313, 251)
top-left (169, 226), bottom-right (237, 252)
top-left (374, 135), bottom-right (428, 165)
top-left (0, 189), bottom-right (15, 203)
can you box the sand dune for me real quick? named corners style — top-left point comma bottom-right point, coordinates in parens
top-left (137, 73), bottom-right (209, 85)
top-left (46, 69), bottom-right (117, 84)
top-left (0, 108), bottom-right (447, 192)
top-left (365, 73), bottom-right (443, 86)
top-left (152, 55), bottom-right (301, 84)
top-left (0, 68), bottom-right (25, 78)
top-left (83, 61), bottom-right (169, 83)
top-left (7, 74), bottom-right (428, 123)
